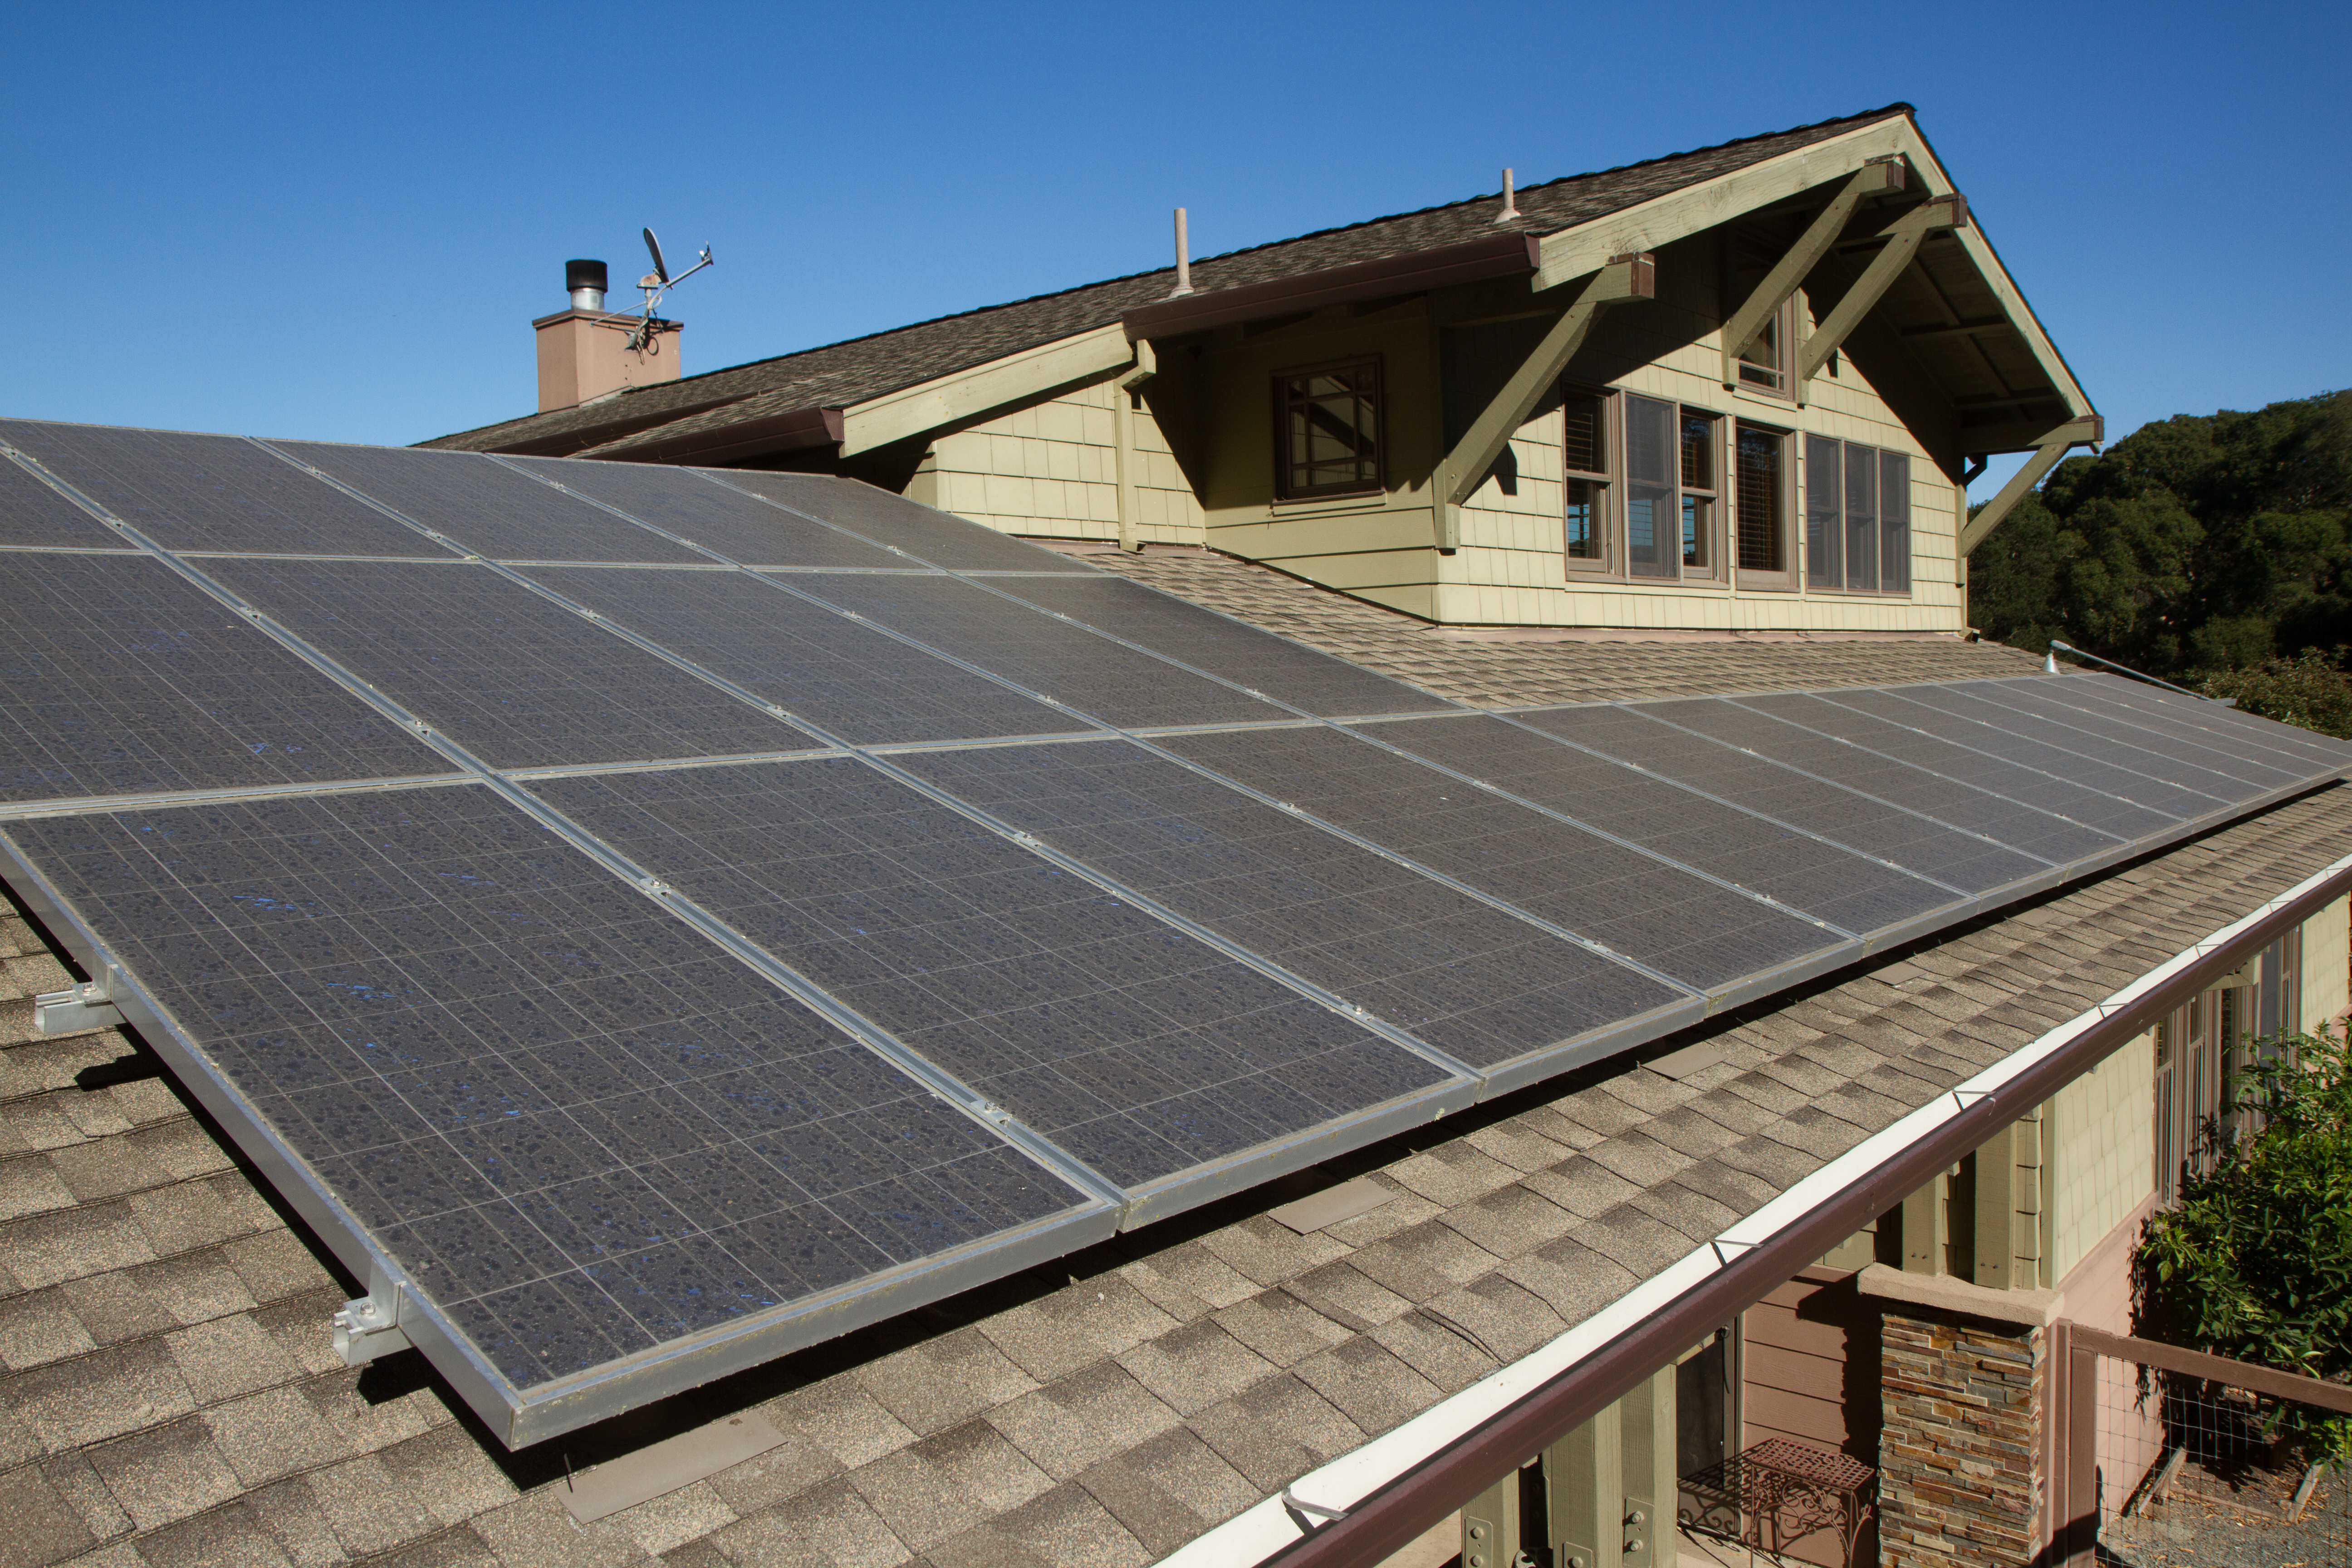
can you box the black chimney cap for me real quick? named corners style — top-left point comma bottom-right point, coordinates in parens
top-left (565, 259), bottom-right (608, 293)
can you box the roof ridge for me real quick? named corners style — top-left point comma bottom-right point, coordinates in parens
top-left (425, 103), bottom-right (1914, 448)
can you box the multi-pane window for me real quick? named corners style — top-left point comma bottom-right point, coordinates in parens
top-left (1622, 395), bottom-right (1721, 581)
top-left (1729, 230), bottom-right (1798, 400)
top-left (1274, 359), bottom-right (1383, 498)
top-left (1680, 410), bottom-right (1720, 577)
top-left (1624, 396), bottom-right (1678, 579)
top-left (1803, 437), bottom-right (1912, 594)
top-left (1734, 422), bottom-right (1791, 586)
top-left (1561, 388), bottom-right (1608, 564)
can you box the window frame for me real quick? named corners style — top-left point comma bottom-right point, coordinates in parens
top-left (1679, 407), bottom-right (1725, 582)
top-left (1730, 419), bottom-right (1797, 592)
top-left (1271, 356), bottom-right (1386, 502)
top-left (1558, 381), bottom-right (1614, 574)
top-left (1802, 436), bottom-right (1917, 598)
top-left (1573, 388), bottom-right (1730, 587)
top-left (1726, 226), bottom-right (1802, 404)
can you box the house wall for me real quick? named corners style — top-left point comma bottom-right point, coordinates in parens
top-left (2042, 1029), bottom-right (2156, 1288)
top-left (905, 380), bottom-right (1205, 547)
top-left (1738, 1268), bottom-right (1880, 1567)
top-left (916, 227), bottom-right (1972, 630)
top-left (2302, 893), bottom-right (2350, 1030)
top-left (1434, 239), bottom-right (1965, 631)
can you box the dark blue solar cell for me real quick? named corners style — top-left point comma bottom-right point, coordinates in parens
top-left (4, 787), bottom-right (1091, 1395)
top-left (519, 565), bottom-right (1074, 745)
top-left (198, 556), bottom-right (808, 769)
top-left (0, 420), bottom-right (444, 556)
top-left (1156, 725), bottom-right (1843, 990)
top-left (897, 738), bottom-right (1683, 1071)
top-left (713, 470), bottom-right (1090, 573)
top-left (526, 758), bottom-right (1453, 1192)
top-left (510, 458), bottom-right (908, 568)
top-left (274, 441), bottom-right (704, 564)
top-left (0, 551), bottom-right (454, 800)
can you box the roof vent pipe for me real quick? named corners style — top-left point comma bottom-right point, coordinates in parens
top-left (566, 259), bottom-right (608, 313)
top-left (1170, 209), bottom-right (1193, 297)
top-left (1497, 168), bottom-right (1518, 223)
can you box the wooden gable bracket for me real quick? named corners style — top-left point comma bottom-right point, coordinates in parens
top-left (1795, 191), bottom-right (1970, 397)
top-left (1430, 252), bottom-right (1654, 554)
top-left (1718, 157), bottom-right (1907, 394)
top-left (1111, 340), bottom-right (1158, 553)
top-left (1956, 415), bottom-right (2104, 558)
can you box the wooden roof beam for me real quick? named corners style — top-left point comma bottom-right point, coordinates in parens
top-left (1718, 157), bottom-right (1906, 391)
top-left (1431, 254), bottom-right (1654, 553)
top-left (1798, 194), bottom-right (1969, 389)
top-left (1957, 416), bottom-right (2103, 557)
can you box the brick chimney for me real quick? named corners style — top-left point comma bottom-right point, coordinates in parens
top-left (534, 259), bottom-right (684, 412)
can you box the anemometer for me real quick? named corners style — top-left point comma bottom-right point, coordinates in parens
top-left (624, 228), bottom-right (714, 354)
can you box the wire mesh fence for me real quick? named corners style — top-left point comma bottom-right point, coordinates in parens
top-left (2070, 1326), bottom-right (2350, 1568)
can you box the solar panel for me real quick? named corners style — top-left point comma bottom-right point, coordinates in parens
top-left (1728, 690), bottom-right (2182, 841)
top-left (791, 573), bottom-right (1288, 730)
top-left (1891, 683), bottom-right (2280, 804)
top-left (1811, 686), bottom-right (2232, 821)
top-left (897, 738), bottom-right (1691, 1082)
top-left (3, 788), bottom-right (1107, 1422)
top-left (0, 451), bottom-right (129, 547)
top-left (196, 556), bottom-right (812, 769)
top-left (1158, 725), bottom-right (1845, 994)
top-left (1969, 676), bottom-right (2322, 789)
top-left (990, 573), bottom-right (1458, 719)
top-left (518, 566), bottom-right (1079, 746)
top-left (1511, 704), bottom-right (2051, 895)
top-left (1633, 697), bottom-right (2124, 866)
top-left (1358, 713), bottom-right (1960, 940)
top-left (508, 457), bottom-right (910, 569)
top-left (1, 421), bottom-right (446, 557)
top-left (11, 416), bottom-right (2351, 1450)
top-left (713, 470), bottom-right (1095, 573)
top-left (526, 759), bottom-right (1460, 1196)
top-left (273, 442), bottom-right (706, 564)
top-left (0, 551), bottom-right (456, 801)
top-left (2058, 673), bottom-right (2352, 774)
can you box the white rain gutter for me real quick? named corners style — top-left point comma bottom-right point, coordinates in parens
top-left (1161, 844), bottom-right (2352, 1568)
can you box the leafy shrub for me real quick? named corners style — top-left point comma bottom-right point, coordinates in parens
top-left (2138, 1025), bottom-right (2352, 1461)
top-left (2198, 648), bottom-right (2352, 739)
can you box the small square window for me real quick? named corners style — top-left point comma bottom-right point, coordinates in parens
top-left (1274, 359), bottom-right (1383, 499)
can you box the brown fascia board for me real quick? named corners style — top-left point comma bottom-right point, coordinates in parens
top-left (588, 404), bottom-right (846, 465)
top-left (458, 394), bottom-right (757, 458)
top-left (1278, 847), bottom-right (2352, 1568)
top-left (1122, 233), bottom-right (1544, 342)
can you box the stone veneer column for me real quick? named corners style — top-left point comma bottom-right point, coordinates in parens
top-left (1859, 1264), bottom-right (2066, 1568)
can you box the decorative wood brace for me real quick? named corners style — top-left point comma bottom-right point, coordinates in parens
top-left (1957, 415), bottom-right (2103, 557)
top-left (1719, 157), bottom-right (1906, 392)
top-left (1431, 252), bottom-right (1654, 554)
top-left (1796, 191), bottom-right (1970, 392)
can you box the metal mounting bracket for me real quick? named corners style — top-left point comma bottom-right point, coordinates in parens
top-left (33, 966), bottom-right (127, 1036)
top-left (331, 1264), bottom-right (415, 1365)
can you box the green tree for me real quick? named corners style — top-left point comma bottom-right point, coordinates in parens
top-left (2138, 1024), bottom-right (2352, 1461)
top-left (1970, 390), bottom-right (2352, 683)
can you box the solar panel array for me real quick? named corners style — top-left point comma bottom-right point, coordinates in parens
top-left (3, 417), bottom-right (2345, 1447)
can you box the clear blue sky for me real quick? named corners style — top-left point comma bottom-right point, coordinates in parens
top-left (6, 1), bottom-right (2343, 499)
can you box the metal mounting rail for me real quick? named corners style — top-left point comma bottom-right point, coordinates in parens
top-left (2046, 640), bottom-right (2230, 704)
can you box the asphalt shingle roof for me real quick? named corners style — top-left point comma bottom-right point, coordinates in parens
top-left (8, 542), bottom-right (2345, 1566)
top-left (9, 788), bottom-right (2350, 1567)
top-left (421, 106), bottom-right (1912, 461)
